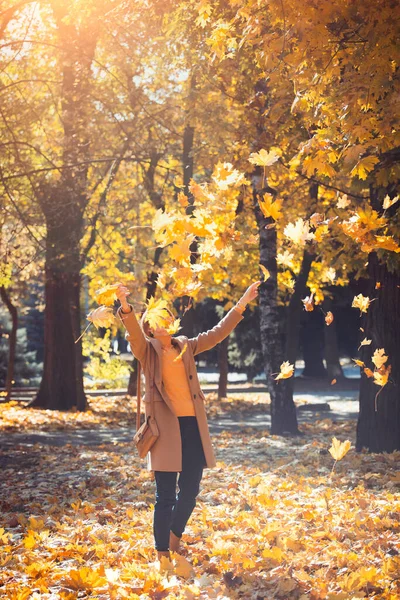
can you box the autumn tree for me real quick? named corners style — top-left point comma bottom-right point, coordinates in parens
top-left (195, 0), bottom-right (400, 450)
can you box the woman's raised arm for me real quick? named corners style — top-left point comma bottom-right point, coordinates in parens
top-left (189, 281), bottom-right (261, 356)
top-left (116, 284), bottom-right (148, 364)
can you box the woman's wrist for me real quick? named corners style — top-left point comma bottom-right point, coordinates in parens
top-left (120, 304), bottom-right (132, 314)
top-left (234, 299), bottom-right (247, 314)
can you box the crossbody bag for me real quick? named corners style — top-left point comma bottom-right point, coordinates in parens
top-left (133, 361), bottom-right (160, 459)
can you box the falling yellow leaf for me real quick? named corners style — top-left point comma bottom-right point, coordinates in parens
top-left (302, 293), bottom-right (314, 312)
top-left (358, 337), bottom-right (372, 351)
top-left (352, 294), bottom-right (372, 314)
top-left (166, 318), bottom-right (181, 335)
top-left (144, 297), bottom-right (171, 330)
top-left (277, 251), bottom-right (295, 268)
top-left (325, 311), bottom-right (334, 325)
top-left (329, 437), bottom-right (351, 461)
top-left (259, 264), bottom-right (270, 282)
top-left (373, 364), bottom-right (391, 387)
top-left (352, 359), bottom-right (365, 368)
top-left (178, 191), bottom-right (188, 207)
top-left (275, 361), bottom-right (295, 380)
top-left (173, 343), bottom-right (187, 362)
top-left (336, 194), bottom-right (350, 209)
top-left (87, 306), bottom-right (115, 329)
top-left (258, 193), bottom-right (283, 221)
top-left (169, 235), bottom-right (196, 265)
top-left (363, 367), bottom-right (374, 378)
top-left (382, 194), bottom-right (399, 210)
top-left (249, 148), bottom-right (280, 166)
top-left (371, 348), bottom-right (388, 369)
top-left (284, 218), bottom-right (315, 246)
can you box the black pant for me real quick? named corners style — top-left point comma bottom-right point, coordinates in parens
top-left (153, 416), bottom-right (206, 551)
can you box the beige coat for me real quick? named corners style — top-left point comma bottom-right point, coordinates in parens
top-left (117, 304), bottom-right (244, 472)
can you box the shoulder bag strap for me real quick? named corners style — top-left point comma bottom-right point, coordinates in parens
top-left (136, 360), bottom-right (155, 431)
top-left (136, 360), bottom-right (142, 431)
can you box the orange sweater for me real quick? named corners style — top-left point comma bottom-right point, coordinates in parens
top-left (161, 345), bottom-right (196, 416)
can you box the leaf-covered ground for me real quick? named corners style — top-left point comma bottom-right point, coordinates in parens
top-left (0, 393), bottom-right (270, 433)
top-left (0, 396), bottom-right (399, 599)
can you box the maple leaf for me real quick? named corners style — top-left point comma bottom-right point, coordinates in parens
top-left (173, 342), bottom-right (187, 362)
top-left (352, 359), bottom-right (365, 367)
top-left (373, 364), bottom-right (391, 387)
top-left (62, 567), bottom-right (106, 591)
top-left (374, 235), bottom-right (400, 253)
top-left (87, 306), bottom-right (115, 329)
top-left (258, 193), bottom-right (283, 220)
top-left (169, 235), bottom-right (195, 265)
top-left (275, 361), bottom-right (295, 380)
top-left (352, 294), bottom-right (371, 314)
top-left (277, 251), bottom-right (295, 268)
top-left (94, 284), bottom-right (120, 306)
top-left (325, 311), bottom-right (334, 325)
top-left (177, 191), bottom-right (188, 207)
top-left (358, 337), bottom-right (372, 351)
top-left (259, 264), bottom-right (270, 282)
top-left (363, 367), bottom-right (374, 378)
top-left (166, 318), bottom-right (181, 335)
top-left (336, 194), bottom-right (351, 208)
top-left (371, 348), bottom-right (388, 369)
top-left (382, 194), bottom-right (399, 210)
top-left (284, 218), bottom-right (315, 246)
top-left (152, 209), bottom-right (177, 245)
top-left (212, 161), bottom-right (245, 189)
top-left (249, 148), bottom-right (280, 166)
top-left (152, 208), bottom-right (175, 233)
top-left (329, 437), bottom-right (351, 461)
top-left (350, 155), bottom-right (379, 180)
top-left (144, 297), bottom-right (171, 330)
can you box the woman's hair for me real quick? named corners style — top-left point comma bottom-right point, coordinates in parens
top-left (140, 306), bottom-right (175, 338)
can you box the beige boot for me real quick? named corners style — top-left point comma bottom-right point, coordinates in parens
top-left (157, 550), bottom-right (171, 561)
top-left (169, 531), bottom-right (181, 553)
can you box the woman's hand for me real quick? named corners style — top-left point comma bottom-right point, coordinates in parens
top-left (116, 283), bottom-right (131, 312)
top-left (240, 280), bottom-right (261, 306)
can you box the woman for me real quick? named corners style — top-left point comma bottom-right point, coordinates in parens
top-left (116, 281), bottom-right (260, 562)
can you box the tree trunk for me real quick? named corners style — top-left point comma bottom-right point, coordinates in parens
top-left (323, 297), bottom-right (344, 381)
top-left (356, 251), bottom-right (400, 452)
top-left (30, 222), bottom-right (86, 410)
top-left (28, 6), bottom-right (97, 410)
top-left (218, 336), bottom-right (229, 399)
top-left (254, 169), bottom-right (300, 435)
top-left (0, 285), bottom-right (17, 401)
top-left (301, 308), bottom-right (327, 378)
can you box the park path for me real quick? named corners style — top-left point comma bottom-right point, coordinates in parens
top-left (0, 392), bottom-right (358, 448)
